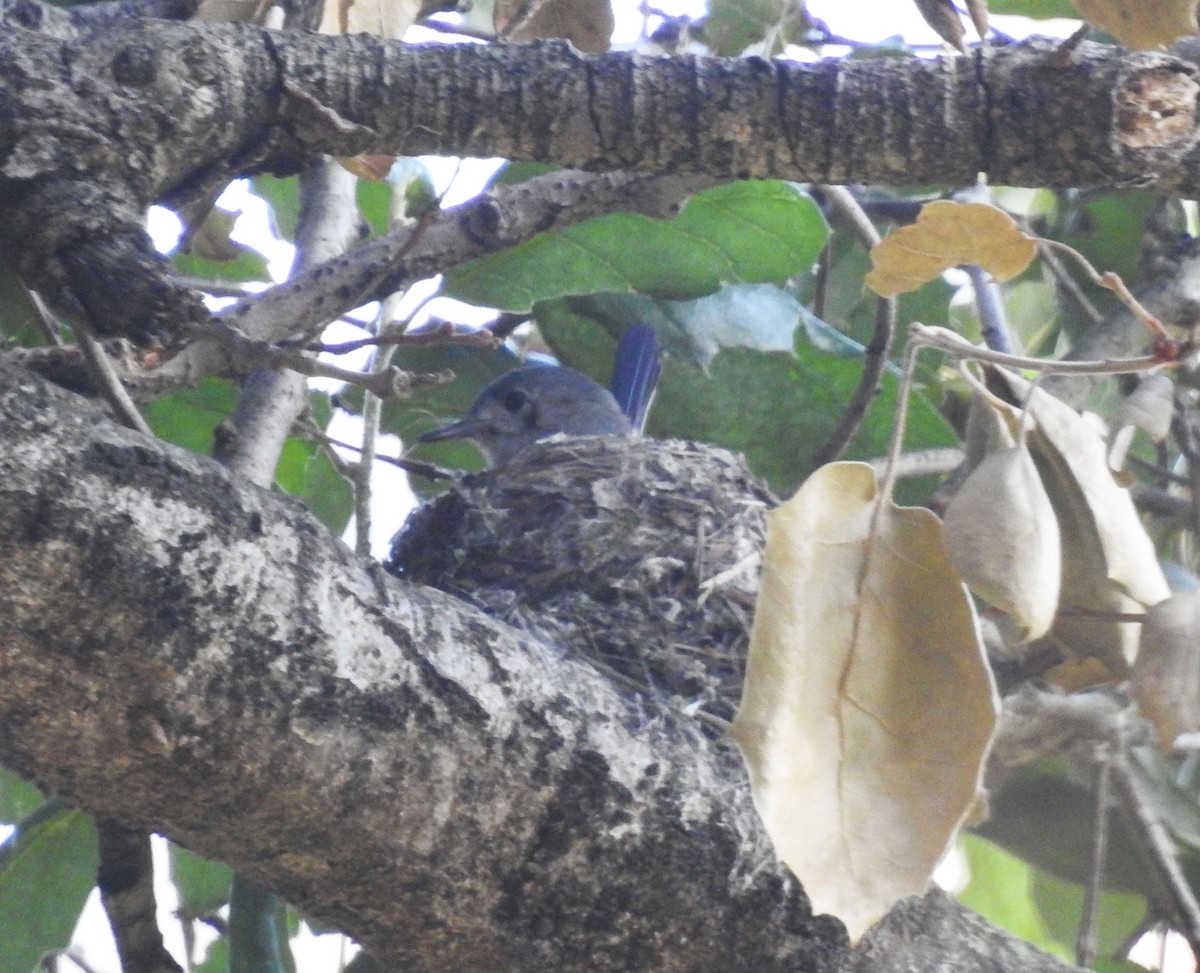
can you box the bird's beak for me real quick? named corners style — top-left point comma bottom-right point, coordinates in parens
top-left (418, 418), bottom-right (488, 445)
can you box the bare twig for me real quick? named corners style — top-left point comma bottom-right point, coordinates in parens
top-left (1040, 240), bottom-right (1170, 340)
top-left (1112, 751), bottom-right (1200, 956)
top-left (812, 184), bottom-right (896, 466)
top-left (311, 323), bottom-right (501, 356)
top-left (965, 263), bottom-right (1015, 354)
top-left (1037, 241), bottom-right (1103, 327)
top-left (866, 446), bottom-right (965, 480)
top-left (75, 329), bottom-right (154, 436)
top-left (22, 284), bottom-right (65, 347)
top-left (909, 323), bottom-right (1160, 376)
top-left (1076, 753), bottom-right (1112, 968)
top-left (190, 321), bottom-right (454, 400)
top-left (305, 425), bottom-right (456, 481)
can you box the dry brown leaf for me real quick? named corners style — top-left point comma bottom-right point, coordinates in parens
top-left (911, 0), bottom-right (965, 51)
top-left (1070, 0), bottom-right (1198, 49)
top-left (943, 443), bottom-right (1061, 643)
top-left (496, 0), bottom-right (614, 51)
top-left (731, 462), bottom-right (998, 943)
top-left (984, 368), bottom-right (1170, 675)
top-left (318, 0), bottom-right (421, 37)
top-left (339, 155), bottom-right (397, 181)
top-left (865, 201), bottom-right (1037, 298)
top-left (965, 0), bottom-right (988, 39)
top-left (1132, 589), bottom-right (1200, 748)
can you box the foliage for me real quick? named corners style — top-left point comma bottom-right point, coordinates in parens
top-left (4, 0), bottom-right (1200, 970)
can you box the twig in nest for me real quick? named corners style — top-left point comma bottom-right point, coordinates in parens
top-left (302, 424), bottom-right (457, 481)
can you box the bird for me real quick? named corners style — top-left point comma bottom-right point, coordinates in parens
top-left (418, 325), bottom-right (661, 467)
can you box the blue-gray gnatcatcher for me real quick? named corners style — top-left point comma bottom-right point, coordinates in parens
top-left (418, 325), bottom-right (661, 467)
top-left (417, 365), bottom-right (633, 467)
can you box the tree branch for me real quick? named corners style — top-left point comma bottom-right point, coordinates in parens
top-left (3, 0), bottom-right (1198, 344)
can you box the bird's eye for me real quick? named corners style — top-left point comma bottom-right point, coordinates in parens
top-left (500, 388), bottom-right (529, 414)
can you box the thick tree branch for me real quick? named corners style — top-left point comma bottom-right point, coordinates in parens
top-left (3, 0), bottom-right (1198, 343)
top-left (0, 358), bottom-right (830, 973)
top-left (0, 359), bottom-right (1092, 973)
top-left (4, 170), bottom-right (715, 400)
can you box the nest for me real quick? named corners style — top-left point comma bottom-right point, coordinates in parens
top-left (388, 435), bottom-right (774, 728)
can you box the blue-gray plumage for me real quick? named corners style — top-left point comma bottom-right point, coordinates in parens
top-left (418, 365), bottom-right (633, 467)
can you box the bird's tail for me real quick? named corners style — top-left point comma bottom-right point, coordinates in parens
top-left (609, 323), bottom-right (661, 434)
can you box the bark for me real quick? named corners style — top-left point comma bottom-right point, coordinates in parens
top-left (3, 0), bottom-right (1200, 343)
top-left (0, 357), bottom-right (1090, 973)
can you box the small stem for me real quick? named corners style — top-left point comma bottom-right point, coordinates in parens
top-left (1039, 239), bottom-right (1169, 339)
top-left (909, 322), bottom-right (1160, 376)
top-left (878, 340), bottom-right (920, 505)
top-left (1076, 753), bottom-right (1112, 968)
top-left (76, 329), bottom-right (154, 437)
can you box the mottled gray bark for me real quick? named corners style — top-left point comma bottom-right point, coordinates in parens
top-left (0, 358), bottom-right (1090, 973)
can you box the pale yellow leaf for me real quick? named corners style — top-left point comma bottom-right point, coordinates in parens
top-left (1133, 588), bottom-right (1200, 748)
top-left (983, 367), bottom-right (1170, 674)
top-left (731, 462), bottom-right (998, 943)
top-left (318, 0), bottom-right (421, 37)
top-left (865, 201), bottom-right (1037, 298)
top-left (1071, 0), bottom-right (1197, 49)
top-left (943, 444), bottom-right (1062, 643)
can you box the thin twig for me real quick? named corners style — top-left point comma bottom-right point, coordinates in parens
top-left (1111, 751), bottom-right (1200, 956)
top-left (1040, 239), bottom-right (1170, 340)
top-left (1077, 752), bottom-right (1112, 968)
top-left (909, 323), bottom-right (1161, 375)
top-left (75, 329), bottom-right (154, 436)
top-left (303, 427), bottom-right (456, 481)
top-left (312, 323), bottom-right (501, 356)
top-left (190, 321), bottom-right (454, 400)
top-left (965, 263), bottom-right (1015, 354)
top-left (878, 340), bottom-right (920, 504)
top-left (1037, 241), bottom-right (1103, 327)
top-left (866, 446), bottom-right (965, 480)
top-left (21, 284), bottom-right (64, 347)
top-left (812, 184), bottom-right (896, 466)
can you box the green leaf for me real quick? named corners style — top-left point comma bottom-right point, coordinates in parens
top-left (229, 877), bottom-right (295, 973)
top-left (553, 286), bottom-right (803, 369)
top-left (703, 0), bottom-right (810, 55)
top-left (172, 243), bottom-right (270, 286)
top-left (170, 844), bottom-right (233, 917)
top-left (253, 175), bottom-right (301, 243)
top-left (960, 834), bottom-right (1150, 965)
top-left (196, 934), bottom-right (230, 973)
top-left (988, 0), bottom-right (1078, 17)
top-left (444, 181), bottom-right (828, 312)
top-left (0, 260), bottom-right (49, 348)
top-left (142, 378), bottom-right (239, 455)
top-left (357, 178), bottom-right (394, 238)
top-left (959, 834), bottom-right (1063, 957)
top-left (975, 762), bottom-right (1158, 898)
top-left (1030, 867), bottom-right (1147, 962)
top-left (537, 301), bottom-right (955, 497)
top-left (0, 804), bottom-right (98, 973)
top-left (0, 768), bottom-right (44, 825)
top-left (274, 395), bottom-right (354, 533)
